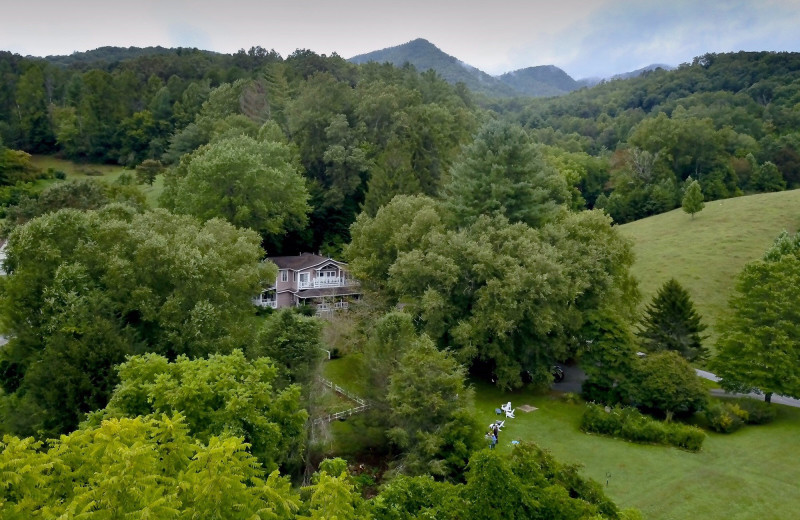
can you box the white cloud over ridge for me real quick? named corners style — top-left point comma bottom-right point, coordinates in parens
top-left (1, 0), bottom-right (798, 79)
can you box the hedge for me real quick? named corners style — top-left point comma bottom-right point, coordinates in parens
top-left (581, 403), bottom-right (705, 451)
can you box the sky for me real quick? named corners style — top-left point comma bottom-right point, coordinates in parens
top-left (2, 0), bottom-right (799, 79)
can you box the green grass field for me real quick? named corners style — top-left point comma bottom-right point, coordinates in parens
top-left (472, 384), bottom-right (800, 520)
top-left (28, 155), bottom-right (165, 208)
top-left (618, 189), bottom-right (800, 348)
top-left (323, 357), bottom-right (800, 520)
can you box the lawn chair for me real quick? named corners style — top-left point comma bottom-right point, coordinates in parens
top-left (505, 408), bottom-right (515, 419)
top-left (501, 401), bottom-right (512, 413)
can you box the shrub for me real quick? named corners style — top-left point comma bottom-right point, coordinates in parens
top-left (733, 398), bottom-right (777, 425)
top-left (581, 403), bottom-right (705, 451)
top-left (705, 401), bottom-right (745, 433)
top-left (562, 392), bottom-right (582, 405)
top-left (54, 170), bottom-right (67, 180)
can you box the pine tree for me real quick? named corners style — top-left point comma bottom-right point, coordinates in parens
top-left (638, 278), bottom-right (708, 362)
top-left (681, 179), bottom-right (705, 219)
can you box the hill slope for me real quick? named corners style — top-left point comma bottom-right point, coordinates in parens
top-left (349, 38), bottom-right (517, 97)
top-left (496, 65), bottom-right (581, 97)
top-left (618, 189), bottom-right (800, 348)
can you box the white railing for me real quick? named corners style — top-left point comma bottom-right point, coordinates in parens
top-left (254, 297), bottom-right (277, 308)
top-left (299, 278), bottom-right (354, 289)
top-left (312, 377), bottom-right (369, 425)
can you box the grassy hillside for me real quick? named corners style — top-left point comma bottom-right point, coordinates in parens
top-left (618, 189), bottom-right (800, 348)
top-left (29, 155), bottom-right (165, 208)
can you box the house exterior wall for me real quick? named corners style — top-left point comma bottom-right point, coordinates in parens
top-left (276, 291), bottom-right (295, 308)
top-left (275, 270), bottom-right (296, 292)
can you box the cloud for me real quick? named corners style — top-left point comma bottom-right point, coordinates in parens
top-left (555, 0), bottom-right (800, 78)
top-left (168, 23), bottom-right (212, 50)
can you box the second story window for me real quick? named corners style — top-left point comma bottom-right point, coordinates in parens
top-left (281, 270), bottom-right (288, 282)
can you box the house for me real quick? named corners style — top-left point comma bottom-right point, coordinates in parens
top-left (255, 253), bottom-right (360, 313)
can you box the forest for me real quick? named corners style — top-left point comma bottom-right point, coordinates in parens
top-left (1, 45), bottom-right (800, 519)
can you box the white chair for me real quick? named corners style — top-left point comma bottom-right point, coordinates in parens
top-left (488, 420), bottom-right (505, 431)
top-left (501, 402), bottom-right (512, 413)
top-left (505, 408), bottom-right (515, 419)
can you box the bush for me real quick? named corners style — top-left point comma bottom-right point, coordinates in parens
top-left (733, 398), bottom-right (777, 425)
top-left (54, 170), bottom-right (67, 180)
top-left (705, 401), bottom-right (746, 433)
top-left (581, 403), bottom-right (705, 451)
top-left (562, 392), bottom-right (582, 405)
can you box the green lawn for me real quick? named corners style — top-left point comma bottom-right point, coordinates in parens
top-left (28, 155), bottom-right (165, 208)
top-left (619, 189), bottom-right (800, 348)
top-left (323, 359), bottom-right (800, 520)
top-left (473, 383), bottom-right (800, 520)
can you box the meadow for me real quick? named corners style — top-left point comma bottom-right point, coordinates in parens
top-left (29, 155), bottom-right (166, 208)
top-left (618, 189), bottom-right (800, 347)
top-left (324, 357), bottom-right (800, 520)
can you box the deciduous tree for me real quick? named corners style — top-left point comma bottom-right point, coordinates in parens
top-left (681, 178), bottom-right (705, 219)
top-left (0, 206), bottom-right (273, 436)
top-left (162, 133), bottom-right (310, 238)
top-left (711, 231), bottom-right (800, 401)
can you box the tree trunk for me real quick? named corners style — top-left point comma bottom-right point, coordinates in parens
top-left (765, 392), bottom-right (772, 403)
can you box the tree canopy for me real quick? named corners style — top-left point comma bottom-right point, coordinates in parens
top-left (161, 132), bottom-right (311, 238)
top-left (638, 278), bottom-right (708, 362)
top-left (0, 206), bottom-right (273, 436)
top-left (711, 231), bottom-right (800, 401)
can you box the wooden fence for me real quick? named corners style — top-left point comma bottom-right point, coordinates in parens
top-left (313, 377), bottom-right (369, 425)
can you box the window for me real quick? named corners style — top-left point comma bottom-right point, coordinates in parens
top-left (280, 270), bottom-right (288, 282)
top-left (300, 273), bottom-right (309, 284)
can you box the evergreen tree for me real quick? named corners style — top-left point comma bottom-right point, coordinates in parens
top-left (681, 179), bottom-right (705, 219)
top-left (638, 278), bottom-right (707, 362)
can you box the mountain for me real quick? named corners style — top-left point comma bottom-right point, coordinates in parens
top-left (496, 65), bottom-right (581, 97)
top-left (349, 38), bottom-right (518, 97)
top-left (610, 63), bottom-right (675, 80)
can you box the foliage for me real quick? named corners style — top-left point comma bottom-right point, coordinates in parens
top-left (372, 442), bottom-right (629, 519)
top-left (442, 119), bottom-right (569, 228)
top-left (630, 351), bottom-right (707, 418)
top-left (704, 401), bottom-right (747, 433)
top-left (681, 178), bottom-right (705, 218)
top-left (94, 350), bottom-right (307, 472)
top-left (251, 308), bottom-right (324, 388)
top-left (637, 278), bottom-right (708, 362)
top-left (729, 397), bottom-right (777, 425)
top-left (135, 158), bottom-right (164, 185)
top-left (365, 208), bottom-right (638, 389)
top-left (1, 178), bottom-right (145, 236)
top-left (386, 335), bottom-right (483, 479)
top-left (580, 309), bottom-right (639, 405)
top-left (301, 458), bottom-right (372, 520)
top-left (711, 230), bottom-right (800, 401)
top-left (162, 133), bottom-right (310, 238)
top-left (345, 194), bottom-right (445, 298)
top-left (0, 414), bottom-right (302, 519)
top-left (0, 206), bottom-right (273, 436)
top-left (581, 403), bottom-right (705, 451)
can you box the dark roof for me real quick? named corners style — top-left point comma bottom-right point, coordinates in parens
top-left (268, 252), bottom-right (347, 270)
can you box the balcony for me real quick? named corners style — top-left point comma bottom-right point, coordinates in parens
top-left (299, 277), bottom-right (355, 290)
top-left (254, 295), bottom-right (278, 308)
